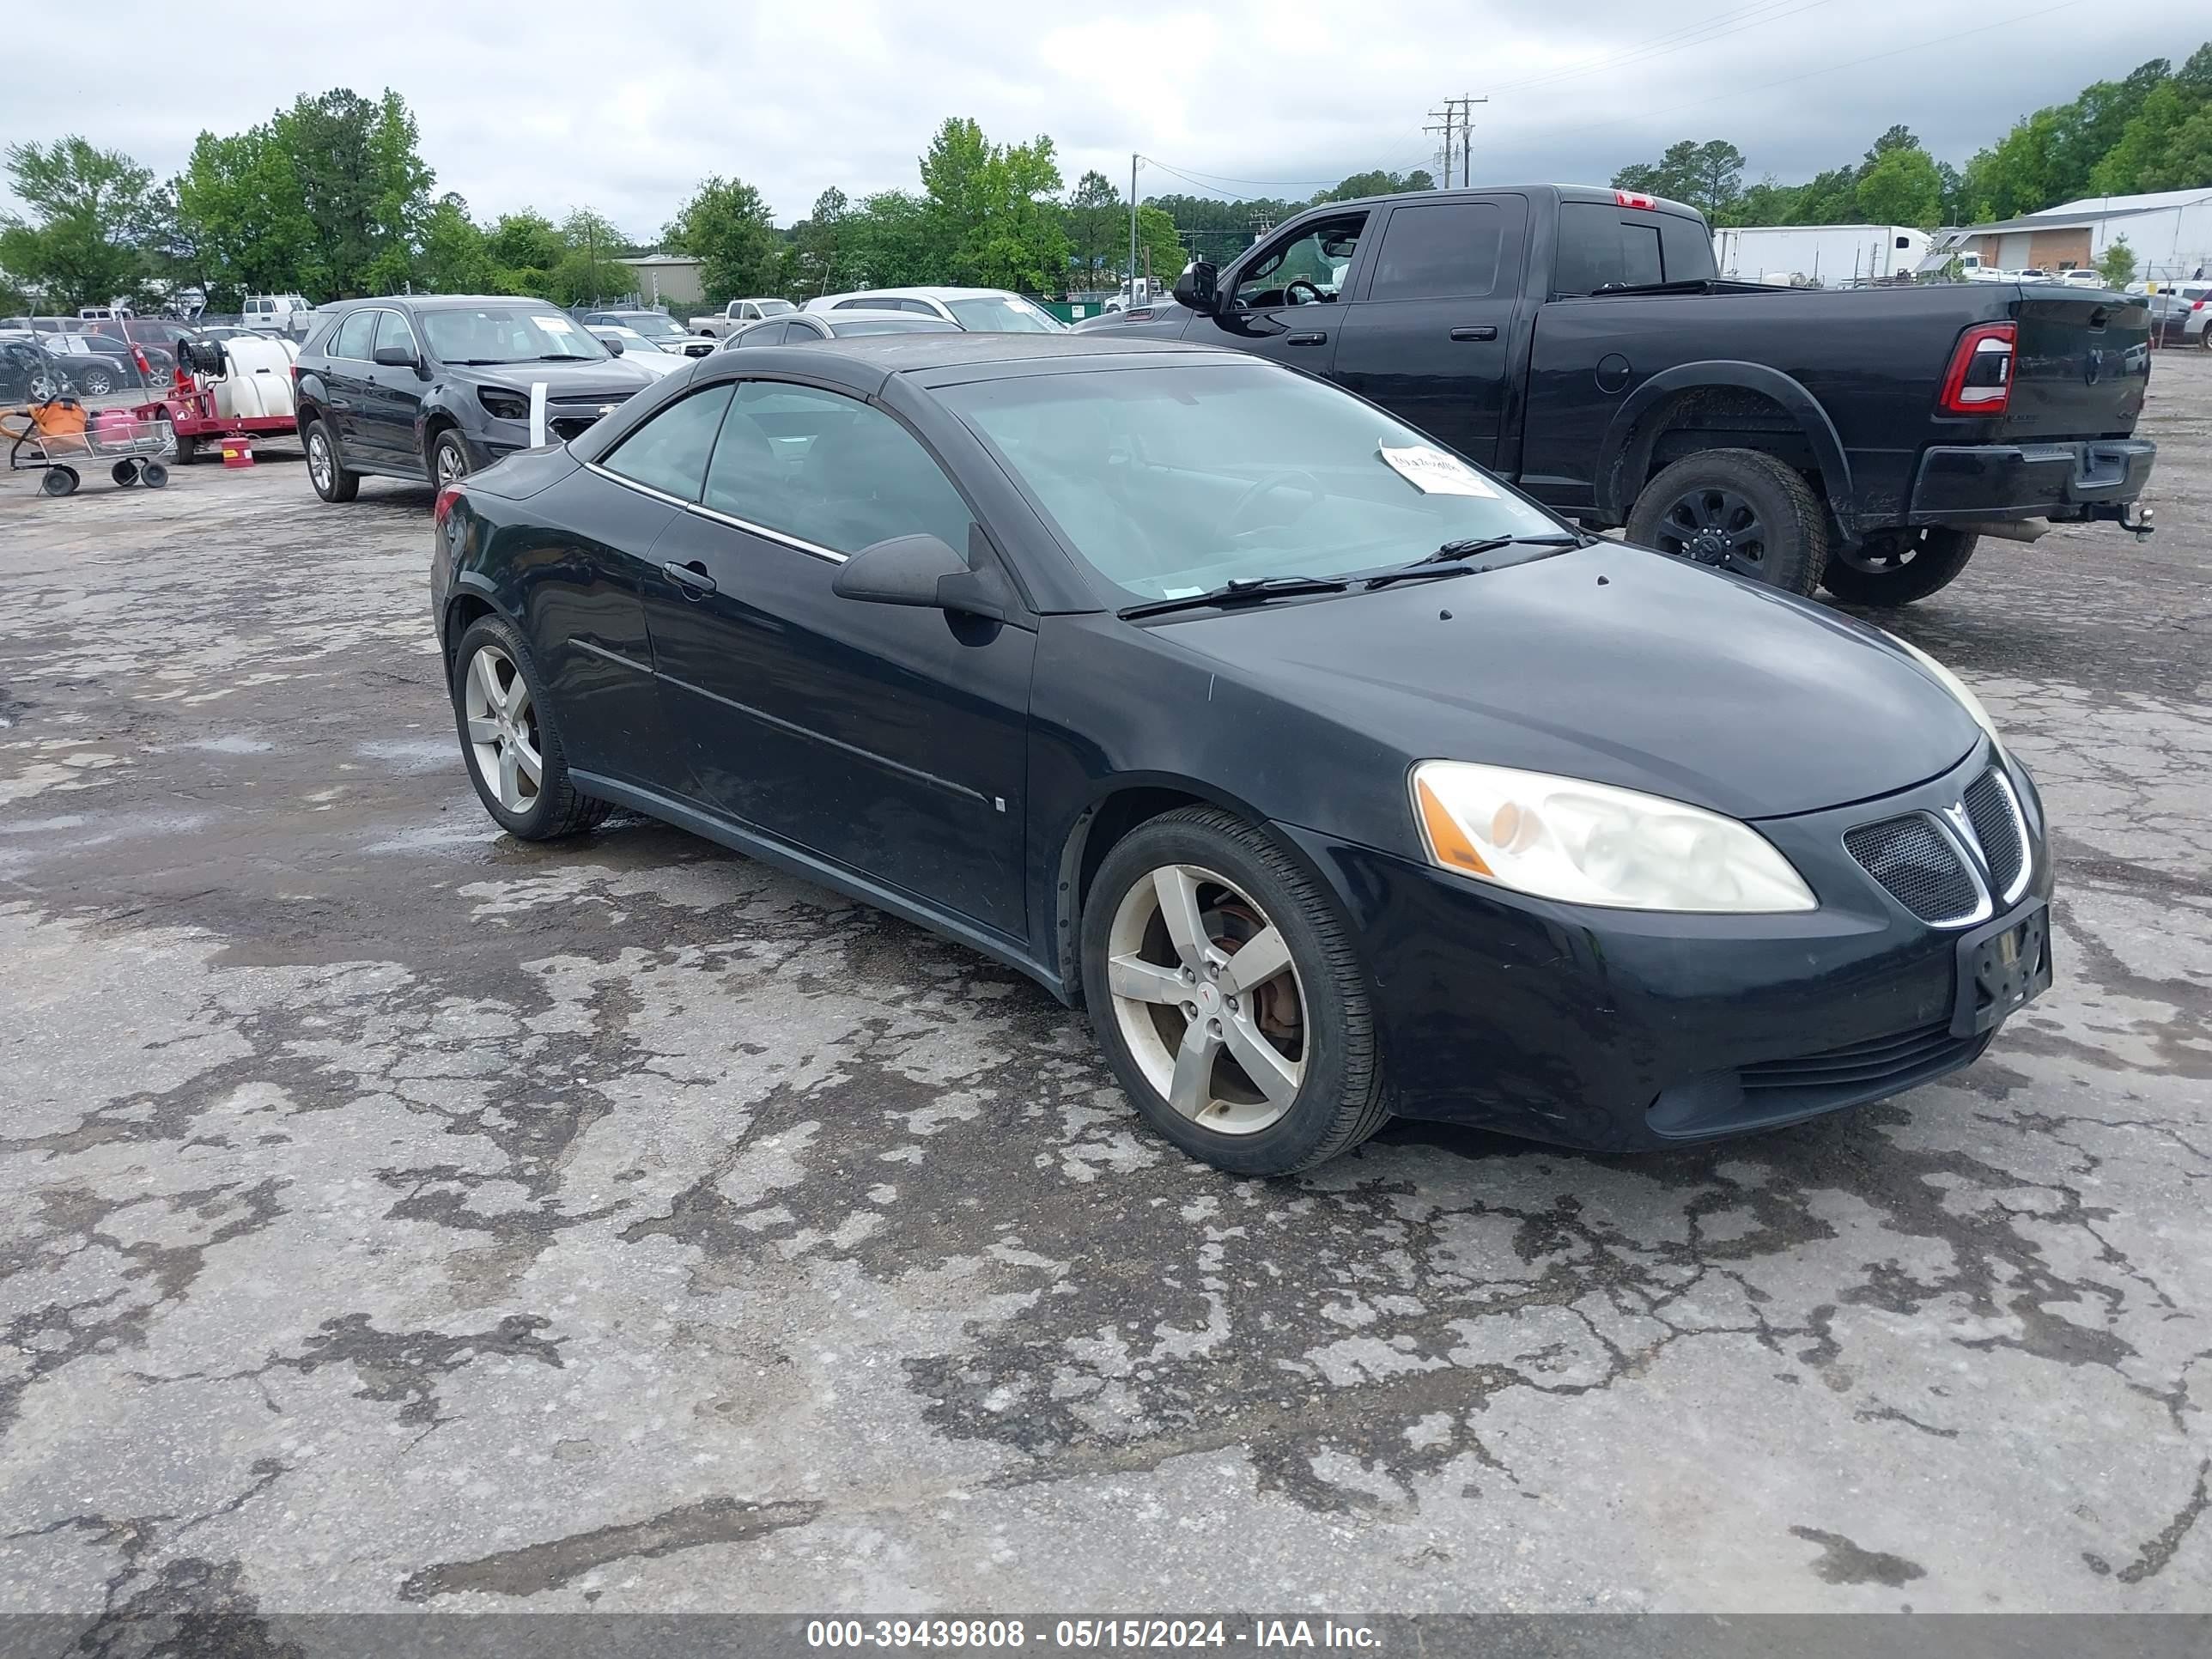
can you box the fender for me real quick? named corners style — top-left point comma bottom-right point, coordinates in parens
top-left (1596, 362), bottom-right (1856, 538)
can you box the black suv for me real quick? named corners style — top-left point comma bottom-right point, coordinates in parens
top-left (294, 295), bottom-right (657, 501)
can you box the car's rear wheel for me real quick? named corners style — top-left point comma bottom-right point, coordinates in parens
top-left (306, 419), bottom-right (358, 502)
top-left (1820, 527), bottom-right (1978, 605)
top-left (78, 367), bottom-right (114, 397)
top-left (1626, 447), bottom-right (1829, 595)
top-left (450, 615), bottom-right (610, 841)
top-left (1082, 808), bottom-right (1388, 1176)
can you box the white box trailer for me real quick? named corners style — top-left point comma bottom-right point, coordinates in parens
top-left (1712, 225), bottom-right (1931, 286)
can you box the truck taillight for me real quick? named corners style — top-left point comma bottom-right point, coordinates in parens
top-left (1938, 321), bottom-right (2014, 415)
top-left (1614, 190), bottom-right (1658, 210)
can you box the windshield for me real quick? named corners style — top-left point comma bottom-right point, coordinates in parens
top-left (626, 313), bottom-right (690, 338)
top-left (946, 295), bottom-right (1065, 333)
top-left (833, 317), bottom-right (958, 336)
top-left (596, 326), bottom-right (662, 351)
top-left (942, 362), bottom-right (1565, 601)
top-left (754, 299), bottom-right (795, 317)
top-left (421, 306), bottom-right (609, 364)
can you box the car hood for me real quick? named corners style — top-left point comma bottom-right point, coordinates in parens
top-left (1159, 541), bottom-right (1984, 821)
top-left (446, 358), bottom-right (655, 398)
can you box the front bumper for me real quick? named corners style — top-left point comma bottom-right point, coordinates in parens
top-left (1278, 743), bottom-right (2051, 1152)
top-left (1908, 438), bottom-right (2154, 527)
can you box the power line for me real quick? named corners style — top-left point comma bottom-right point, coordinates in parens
top-left (1483, 0), bottom-right (1834, 100)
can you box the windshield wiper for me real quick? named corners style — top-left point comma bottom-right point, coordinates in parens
top-left (536, 353), bottom-right (598, 361)
top-left (1360, 533), bottom-right (1585, 590)
top-left (1119, 574), bottom-right (1351, 620)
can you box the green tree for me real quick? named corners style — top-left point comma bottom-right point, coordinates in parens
top-left (418, 193), bottom-right (495, 293)
top-left (176, 124), bottom-right (318, 306)
top-left (670, 175), bottom-right (781, 304)
top-left (544, 209), bottom-right (631, 304)
top-left (918, 118), bottom-right (1068, 291)
top-left (784, 187), bottom-right (850, 298)
top-left (1133, 204), bottom-right (1185, 287)
top-left (1856, 147), bottom-right (1942, 228)
top-left (279, 88), bottom-right (434, 296)
top-left (0, 137), bottom-right (165, 308)
top-left (1613, 140), bottom-right (1743, 217)
top-left (1064, 169), bottom-right (1121, 287)
top-left (2098, 235), bottom-right (2137, 285)
top-left (1313, 167), bottom-right (1437, 204)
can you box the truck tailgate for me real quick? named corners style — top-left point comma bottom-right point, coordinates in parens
top-left (2001, 291), bottom-right (2148, 441)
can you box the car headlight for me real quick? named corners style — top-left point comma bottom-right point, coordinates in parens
top-left (477, 386), bottom-right (530, 421)
top-left (1411, 761), bottom-right (1817, 913)
top-left (1885, 631), bottom-right (2005, 758)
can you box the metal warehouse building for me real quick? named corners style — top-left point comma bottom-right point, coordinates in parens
top-left (1928, 188), bottom-right (2212, 282)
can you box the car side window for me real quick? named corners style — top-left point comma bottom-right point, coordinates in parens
top-left (600, 384), bottom-right (737, 502)
top-left (702, 381), bottom-right (972, 556)
top-left (737, 320), bottom-right (788, 347)
top-left (332, 311), bottom-right (377, 361)
top-left (1233, 215), bottom-right (1366, 308)
top-left (1553, 204), bottom-right (1669, 295)
top-left (1367, 202), bottom-right (1504, 301)
top-left (372, 310), bottom-right (418, 358)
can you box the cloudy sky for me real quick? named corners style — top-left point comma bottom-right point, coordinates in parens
top-left (5, 2), bottom-right (2196, 235)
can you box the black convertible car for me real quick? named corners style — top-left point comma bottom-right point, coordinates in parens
top-left (430, 335), bottom-right (2051, 1176)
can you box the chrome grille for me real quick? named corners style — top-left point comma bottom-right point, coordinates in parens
top-left (1963, 769), bottom-right (2025, 899)
top-left (1844, 816), bottom-right (1981, 925)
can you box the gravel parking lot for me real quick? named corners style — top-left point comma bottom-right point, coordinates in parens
top-left (2, 356), bottom-right (2208, 1628)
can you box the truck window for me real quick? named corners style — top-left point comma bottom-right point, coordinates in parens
top-left (1234, 214), bottom-right (1367, 309)
top-left (1368, 203), bottom-right (1504, 301)
top-left (1554, 204), bottom-right (1716, 295)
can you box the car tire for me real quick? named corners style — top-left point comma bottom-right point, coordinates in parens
top-left (78, 367), bottom-right (114, 397)
top-left (1081, 807), bottom-right (1389, 1176)
top-left (450, 614), bottom-right (611, 842)
top-left (1626, 447), bottom-right (1830, 596)
top-left (305, 419), bottom-right (358, 502)
top-left (431, 430), bottom-right (471, 489)
top-left (1820, 527), bottom-right (1978, 606)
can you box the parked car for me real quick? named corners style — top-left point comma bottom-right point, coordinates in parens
top-left (430, 333), bottom-right (2051, 1176)
top-left (719, 308), bottom-right (960, 348)
top-left (584, 325), bottom-right (689, 376)
top-left (578, 309), bottom-right (714, 356)
top-left (77, 305), bottom-right (136, 325)
top-left (294, 295), bottom-right (655, 500)
top-left (687, 297), bottom-right (795, 338)
top-left (30, 331), bottom-right (143, 396)
top-left (78, 326), bottom-right (179, 382)
top-left (88, 318), bottom-right (204, 355)
top-left (805, 286), bottom-right (1066, 332)
top-left (0, 337), bottom-right (73, 402)
top-left (2148, 283), bottom-right (2211, 349)
top-left (1090, 185), bottom-right (2154, 606)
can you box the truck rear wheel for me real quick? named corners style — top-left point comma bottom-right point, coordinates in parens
top-left (1820, 528), bottom-right (1978, 606)
top-left (1626, 448), bottom-right (1829, 596)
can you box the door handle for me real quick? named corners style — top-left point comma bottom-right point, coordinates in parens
top-left (1286, 331), bottom-right (1328, 346)
top-left (1449, 325), bottom-right (1498, 342)
top-left (326, 398), bottom-right (351, 410)
top-left (663, 559), bottom-right (717, 598)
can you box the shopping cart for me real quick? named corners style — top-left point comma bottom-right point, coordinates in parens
top-left (4, 410), bottom-right (176, 496)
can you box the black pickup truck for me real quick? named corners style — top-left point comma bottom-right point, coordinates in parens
top-left (1087, 185), bottom-right (2155, 604)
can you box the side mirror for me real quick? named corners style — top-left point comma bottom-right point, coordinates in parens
top-left (1172, 261), bottom-right (1219, 313)
top-left (604, 337), bottom-right (624, 355)
top-left (372, 343), bottom-right (419, 370)
top-left (832, 532), bottom-right (1009, 621)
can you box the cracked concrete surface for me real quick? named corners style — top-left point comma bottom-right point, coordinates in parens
top-left (1, 358), bottom-right (2208, 1627)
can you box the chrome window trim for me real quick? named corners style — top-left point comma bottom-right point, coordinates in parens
top-left (582, 459), bottom-right (848, 565)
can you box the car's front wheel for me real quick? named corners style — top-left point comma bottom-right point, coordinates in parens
top-left (78, 366), bottom-right (114, 397)
top-left (1081, 807), bottom-right (1389, 1176)
top-left (449, 615), bottom-right (609, 841)
top-left (305, 419), bottom-right (358, 502)
top-left (432, 430), bottom-right (471, 489)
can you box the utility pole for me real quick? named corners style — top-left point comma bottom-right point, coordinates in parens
top-left (1446, 96), bottom-right (1486, 187)
top-left (1130, 154), bottom-right (1139, 298)
top-left (1425, 104), bottom-right (1456, 186)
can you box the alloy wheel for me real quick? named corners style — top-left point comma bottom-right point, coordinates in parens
top-left (1106, 863), bottom-right (1307, 1134)
top-left (308, 431), bottom-right (333, 493)
top-left (435, 440), bottom-right (469, 486)
top-left (461, 644), bottom-right (543, 814)
top-left (1656, 487), bottom-right (1769, 579)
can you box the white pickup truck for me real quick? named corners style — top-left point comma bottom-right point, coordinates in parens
top-left (687, 297), bottom-right (796, 337)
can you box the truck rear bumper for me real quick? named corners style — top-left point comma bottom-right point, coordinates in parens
top-left (1907, 439), bottom-right (2155, 526)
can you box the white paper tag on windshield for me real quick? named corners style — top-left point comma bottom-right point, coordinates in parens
top-left (1378, 442), bottom-right (1498, 497)
top-left (538, 314), bottom-right (577, 333)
